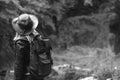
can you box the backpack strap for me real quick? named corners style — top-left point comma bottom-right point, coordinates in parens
top-left (34, 34), bottom-right (49, 41)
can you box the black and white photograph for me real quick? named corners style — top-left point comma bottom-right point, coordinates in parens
top-left (0, 0), bottom-right (119, 80)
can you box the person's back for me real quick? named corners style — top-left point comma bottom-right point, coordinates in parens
top-left (12, 13), bottom-right (53, 80)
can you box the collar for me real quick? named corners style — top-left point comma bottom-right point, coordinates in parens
top-left (13, 33), bottom-right (33, 43)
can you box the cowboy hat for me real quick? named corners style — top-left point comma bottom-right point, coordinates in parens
top-left (12, 13), bottom-right (39, 35)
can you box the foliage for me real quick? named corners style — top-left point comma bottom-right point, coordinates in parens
top-left (0, 0), bottom-right (119, 79)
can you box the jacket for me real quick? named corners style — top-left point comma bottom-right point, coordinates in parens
top-left (14, 35), bottom-right (53, 80)
top-left (14, 38), bottom-right (30, 80)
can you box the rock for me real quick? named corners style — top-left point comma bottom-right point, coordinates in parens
top-left (78, 76), bottom-right (98, 80)
top-left (106, 78), bottom-right (112, 80)
top-left (52, 64), bottom-right (92, 75)
top-left (52, 64), bottom-right (71, 75)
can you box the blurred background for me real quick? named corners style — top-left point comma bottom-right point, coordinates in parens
top-left (1, 0), bottom-right (120, 80)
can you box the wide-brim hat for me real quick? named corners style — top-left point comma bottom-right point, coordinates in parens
top-left (12, 13), bottom-right (39, 35)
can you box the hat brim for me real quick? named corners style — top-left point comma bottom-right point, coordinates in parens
top-left (29, 14), bottom-right (38, 29)
top-left (12, 14), bottom-right (39, 34)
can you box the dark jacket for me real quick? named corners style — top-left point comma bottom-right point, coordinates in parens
top-left (14, 38), bottom-right (30, 80)
top-left (14, 35), bottom-right (53, 80)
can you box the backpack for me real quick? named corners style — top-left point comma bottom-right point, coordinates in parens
top-left (29, 35), bottom-right (53, 77)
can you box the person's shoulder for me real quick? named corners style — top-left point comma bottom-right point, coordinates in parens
top-left (14, 33), bottom-right (28, 41)
top-left (35, 34), bottom-right (50, 42)
top-left (15, 38), bottom-right (30, 48)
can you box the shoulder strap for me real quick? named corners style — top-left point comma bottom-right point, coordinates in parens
top-left (34, 34), bottom-right (49, 41)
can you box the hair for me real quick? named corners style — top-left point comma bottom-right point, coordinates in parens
top-left (18, 17), bottom-right (33, 34)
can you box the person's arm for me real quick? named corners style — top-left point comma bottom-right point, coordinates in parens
top-left (14, 39), bottom-right (30, 80)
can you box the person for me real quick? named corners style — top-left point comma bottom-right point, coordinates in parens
top-left (12, 13), bottom-right (53, 80)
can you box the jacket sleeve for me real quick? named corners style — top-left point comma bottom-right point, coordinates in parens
top-left (14, 40), bottom-right (30, 80)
